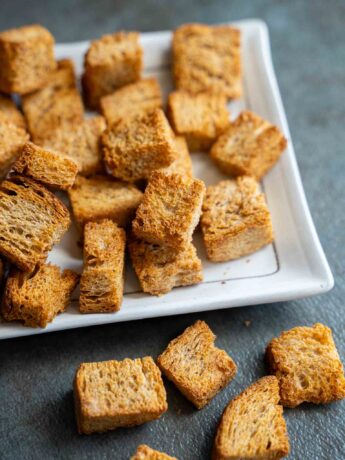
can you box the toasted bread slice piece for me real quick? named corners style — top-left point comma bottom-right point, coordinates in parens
top-left (133, 172), bottom-right (205, 250)
top-left (2, 264), bottom-right (79, 328)
top-left (201, 177), bottom-right (274, 262)
top-left (266, 323), bottom-right (345, 407)
top-left (74, 357), bottom-right (167, 434)
top-left (131, 445), bottom-right (177, 460)
top-left (157, 320), bottom-right (236, 408)
top-left (80, 220), bottom-right (126, 313)
top-left (0, 94), bottom-right (26, 129)
top-left (101, 78), bottom-right (162, 126)
top-left (0, 122), bottom-right (29, 179)
top-left (0, 175), bottom-right (70, 271)
top-left (11, 142), bottom-right (78, 190)
top-left (160, 136), bottom-right (193, 177)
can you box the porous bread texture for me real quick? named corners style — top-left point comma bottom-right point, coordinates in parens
top-left (82, 31), bottom-right (143, 109)
top-left (213, 376), bottom-right (290, 460)
top-left (128, 238), bottom-right (203, 296)
top-left (131, 445), bottom-right (177, 460)
top-left (173, 23), bottom-right (242, 99)
top-left (0, 24), bottom-right (56, 94)
top-left (266, 323), bottom-right (345, 407)
top-left (210, 110), bottom-right (287, 180)
top-left (74, 356), bottom-right (167, 434)
top-left (79, 220), bottom-right (126, 313)
top-left (201, 176), bottom-right (274, 262)
top-left (43, 116), bottom-right (106, 176)
top-left (0, 122), bottom-right (29, 179)
top-left (100, 78), bottom-right (162, 126)
top-left (12, 142), bottom-right (78, 190)
top-left (167, 90), bottom-right (230, 152)
top-left (159, 136), bottom-right (193, 177)
top-left (157, 320), bottom-right (236, 408)
top-left (0, 175), bottom-right (70, 272)
top-left (102, 109), bottom-right (177, 182)
top-left (2, 264), bottom-right (79, 328)
top-left (0, 94), bottom-right (26, 129)
top-left (68, 175), bottom-right (143, 229)
top-left (132, 171), bottom-right (205, 250)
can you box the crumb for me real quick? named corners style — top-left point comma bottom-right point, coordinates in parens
top-left (244, 320), bottom-right (251, 328)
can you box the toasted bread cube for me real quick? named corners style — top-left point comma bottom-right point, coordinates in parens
top-left (266, 323), bottom-right (345, 408)
top-left (133, 172), bottom-right (205, 250)
top-left (103, 109), bottom-right (177, 181)
top-left (157, 320), bottom-right (236, 408)
top-left (167, 91), bottom-right (230, 152)
top-left (213, 376), bottom-right (290, 460)
top-left (68, 175), bottom-right (143, 229)
top-left (83, 31), bottom-right (143, 109)
top-left (74, 357), bottom-right (167, 434)
top-left (80, 220), bottom-right (126, 313)
top-left (201, 177), bottom-right (273, 262)
top-left (0, 94), bottom-right (26, 129)
top-left (160, 136), bottom-right (193, 177)
top-left (129, 239), bottom-right (203, 296)
top-left (173, 24), bottom-right (242, 99)
top-left (43, 116), bottom-right (106, 176)
top-left (12, 142), bottom-right (78, 190)
top-left (0, 176), bottom-right (70, 271)
top-left (2, 264), bottom-right (78, 328)
top-left (210, 111), bottom-right (287, 180)
top-left (131, 445), bottom-right (177, 460)
top-left (100, 78), bottom-right (162, 126)
top-left (0, 258), bottom-right (4, 285)
top-left (0, 24), bottom-right (56, 95)
top-left (0, 122), bottom-right (29, 178)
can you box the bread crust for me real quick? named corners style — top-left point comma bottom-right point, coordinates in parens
top-left (0, 121), bottom-right (29, 179)
top-left (0, 94), bottom-right (26, 129)
top-left (131, 445), bottom-right (177, 460)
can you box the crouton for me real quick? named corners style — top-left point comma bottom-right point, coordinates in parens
top-left (160, 136), bottom-right (193, 177)
top-left (201, 176), bottom-right (274, 262)
top-left (131, 445), bottom-right (177, 460)
top-left (213, 376), bottom-right (290, 460)
top-left (0, 94), bottom-right (26, 129)
top-left (266, 323), bottom-right (345, 407)
top-left (157, 320), bottom-right (236, 408)
top-left (0, 258), bottom-right (4, 286)
top-left (0, 122), bottom-right (29, 179)
top-left (74, 357), bottom-right (167, 434)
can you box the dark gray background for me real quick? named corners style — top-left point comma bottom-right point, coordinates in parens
top-left (0, 1), bottom-right (344, 459)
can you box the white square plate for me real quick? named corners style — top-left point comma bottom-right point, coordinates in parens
top-left (0, 19), bottom-right (333, 340)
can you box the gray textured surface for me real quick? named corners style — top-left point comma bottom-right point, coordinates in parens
top-left (0, 1), bottom-right (344, 459)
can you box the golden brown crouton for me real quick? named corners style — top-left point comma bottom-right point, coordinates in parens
top-left (159, 136), bottom-right (193, 177)
top-left (173, 24), bottom-right (242, 100)
top-left (210, 111), bottom-right (287, 180)
top-left (0, 94), bottom-right (26, 129)
top-left (80, 220), bottom-right (126, 313)
top-left (201, 177), bottom-right (274, 262)
top-left (0, 175), bottom-right (70, 272)
top-left (0, 122), bottom-right (29, 178)
top-left (2, 264), bottom-right (79, 328)
top-left (100, 78), bottom-right (162, 126)
top-left (11, 142), bottom-right (78, 190)
top-left (83, 31), bottom-right (143, 109)
top-left (0, 24), bottom-right (56, 95)
top-left (157, 320), bottom-right (236, 408)
top-left (103, 109), bottom-right (177, 182)
top-left (266, 323), bottom-right (345, 407)
top-left (131, 445), bottom-right (177, 460)
top-left (133, 172), bottom-right (205, 250)
top-left (213, 376), bottom-right (290, 460)
top-left (74, 357), bottom-right (167, 434)
top-left (167, 91), bottom-right (230, 152)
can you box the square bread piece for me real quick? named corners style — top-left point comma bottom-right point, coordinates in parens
top-left (129, 239), bottom-right (203, 296)
top-left (210, 111), bottom-right (287, 180)
top-left (0, 175), bottom-right (70, 272)
top-left (11, 142), bottom-right (78, 190)
top-left (133, 172), bottom-right (205, 250)
top-left (160, 136), bottom-right (193, 177)
top-left (157, 320), bottom-right (237, 408)
top-left (266, 323), bottom-right (345, 408)
top-left (0, 94), bottom-right (26, 129)
top-left (201, 176), bottom-right (274, 262)
top-left (0, 24), bottom-right (56, 95)
top-left (173, 23), bottom-right (242, 99)
top-left (74, 357), bottom-right (167, 434)
top-left (103, 109), bottom-right (177, 182)
top-left (80, 220), bottom-right (126, 313)
top-left (0, 122), bottom-right (29, 179)
top-left (100, 78), bottom-right (163, 126)
top-left (167, 91), bottom-right (230, 152)
top-left (2, 264), bottom-right (79, 328)
top-left (213, 376), bottom-right (290, 460)
top-left (68, 175), bottom-right (143, 229)
top-left (43, 116), bottom-right (106, 176)
top-left (131, 445), bottom-right (177, 460)
top-left (83, 31), bottom-right (143, 109)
